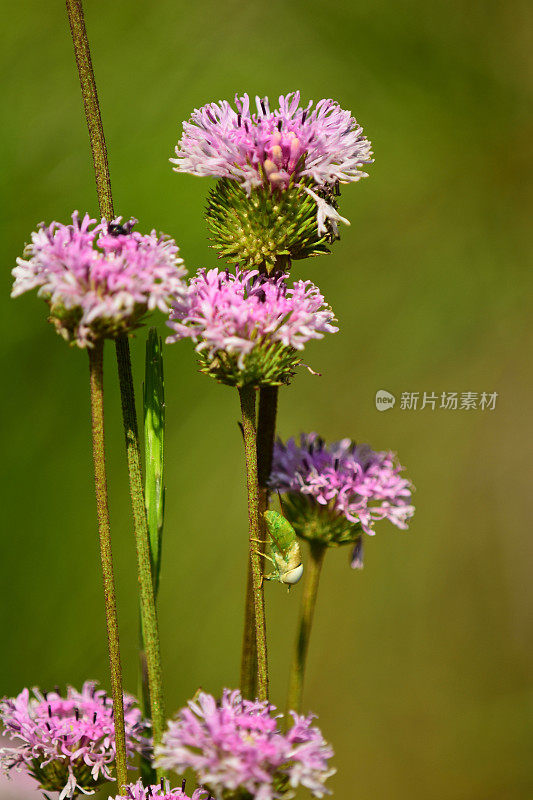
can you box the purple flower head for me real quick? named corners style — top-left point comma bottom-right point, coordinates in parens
top-left (269, 434), bottom-right (415, 556)
top-left (172, 92), bottom-right (372, 235)
top-left (0, 682), bottom-right (147, 799)
top-left (156, 689), bottom-right (335, 800)
top-left (114, 778), bottom-right (207, 800)
top-left (166, 269), bottom-right (338, 387)
top-left (12, 213), bottom-right (187, 348)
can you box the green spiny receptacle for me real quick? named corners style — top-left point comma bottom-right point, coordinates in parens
top-left (281, 491), bottom-right (363, 547)
top-left (206, 179), bottom-right (336, 272)
top-left (197, 339), bottom-right (301, 388)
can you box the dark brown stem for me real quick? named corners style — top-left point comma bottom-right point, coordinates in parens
top-left (257, 387), bottom-right (279, 490)
top-left (286, 542), bottom-right (327, 714)
top-left (88, 341), bottom-right (128, 793)
top-left (238, 386), bottom-right (269, 701)
top-left (240, 566), bottom-right (257, 700)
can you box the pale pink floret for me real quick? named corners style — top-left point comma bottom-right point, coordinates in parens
top-left (114, 778), bottom-right (207, 800)
top-left (0, 682), bottom-right (147, 800)
top-left (166, 269), bottom-right (338, 369)
top-left (12, 213), bottom-right (187, 347)
top-left (171, 92), bottom-right (373, 233)
top-left (156, 689), bottom-right (334, 800)
top-left (270, 433), bottom-right (415, 535)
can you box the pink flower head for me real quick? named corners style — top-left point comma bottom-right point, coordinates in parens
top-left (12, 213), bottom-right (187, 347)
top-left (171, 92), bottom-right (372, 234)
top-left (114, 778), bottom-right (207, 800)
top-left (166, 269), bottom-right (338, 387)
top-left (270, 433), bottom-right (415, 547)
top-left (156, 689), bottom-right (335, 800)
top-left (0, 682), bottom-right (147, 799)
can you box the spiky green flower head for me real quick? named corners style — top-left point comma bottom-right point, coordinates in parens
top-left (206, 178), bottom-right (340, 273)
top-left (172, 92), bottom-right (373, 272)
top-left (166, 269), bottom-right (338, 389)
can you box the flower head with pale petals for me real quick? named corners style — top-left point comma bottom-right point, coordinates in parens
top-left (0, 682), bottom-right (147, 799)
top-left (156, 689), bottom-right (334, 800)
top-left (12, 213), bottom-right (187, 347)
top-left (172, 92), bottom-right (372, 266)
top-left (172, 92), bottom-right (372, 200)
top-left (269, 433), bottom-right (415, 563)
top-left (166, 269), bottom-right (338, 387)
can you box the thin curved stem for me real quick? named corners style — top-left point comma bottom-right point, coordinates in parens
top-left (238, 386), bottom-right (269, 701)
top-left (88, 341), bottom-right (128, 794)
top-left (286, 542), bottom-right (327, 714)
top-left (66, 0), bottom-right (113, 220)
top-left (66, 0), bottom-right (165, 761)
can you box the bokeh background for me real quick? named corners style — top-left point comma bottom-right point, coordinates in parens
top-left (1, 0), bottom-right (532, 797)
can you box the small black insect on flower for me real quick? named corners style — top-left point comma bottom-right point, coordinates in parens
top-left (108, 223), bottom-right (129, 236)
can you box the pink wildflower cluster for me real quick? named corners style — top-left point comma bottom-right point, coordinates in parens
top-left (12, 212), bottom-right (186, 347)
top-left (270, 433), bottom-right (415, 535)
top-left (172, 92), bottom-right (371, 192)
top-left (114, 778), bottom-right (206, 800)
top-left (0, 682), bottom-right (146, 799)
top-left (156, 689), bottom-right (334, 800)
top-left (166, 269), bottom-right (337, 368)
top-left (171, 92), bottom-right (372, 233)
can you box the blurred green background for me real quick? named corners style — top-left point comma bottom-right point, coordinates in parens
top-left (1, 0), bottom-right (532, 797)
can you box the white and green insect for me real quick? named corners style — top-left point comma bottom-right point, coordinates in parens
top-left (256, 510), bottom-right (304, 589)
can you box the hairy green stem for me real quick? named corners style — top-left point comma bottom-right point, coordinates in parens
top-left (240, 387), bottom-right (279, 698)
top-left (88, 341), bottom-right (128, 794)
top-left (286, 542), bottom-right (327, 714)
top-left (239, 386), bottom-right (269, 701)
top-left (66, 0), bottom-right (113, 220)
top-left (116, 335), bottom-right (165, 757)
